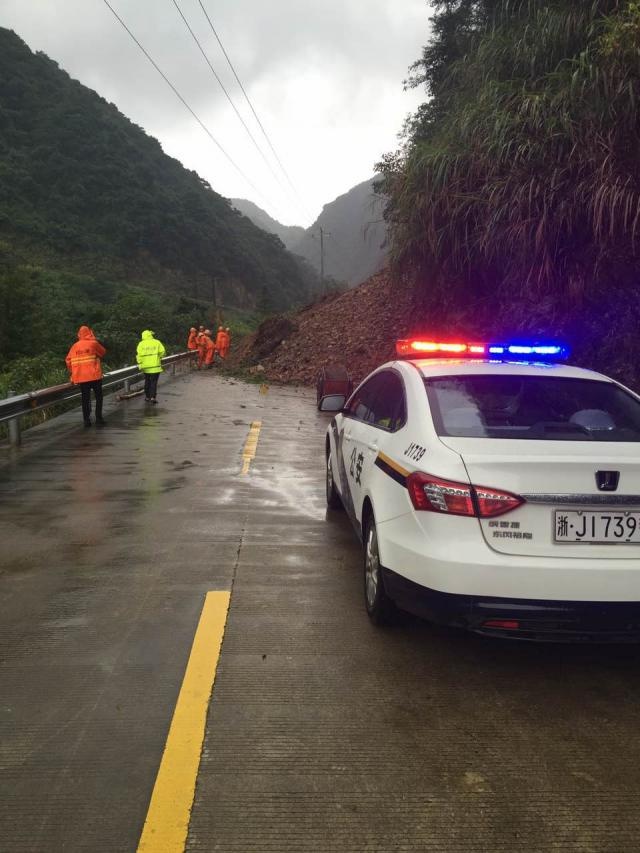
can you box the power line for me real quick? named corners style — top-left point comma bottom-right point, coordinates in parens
top-left (196, 0), bottom-right (312, 222)
top-left (101, 0), bottom-right (273, 209)
top-left (170, 0), bottom-right (292, 220)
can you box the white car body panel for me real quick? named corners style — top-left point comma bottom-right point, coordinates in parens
top-left (327, 357), bottom-right (640, 607)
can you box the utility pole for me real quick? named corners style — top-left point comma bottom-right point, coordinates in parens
top-left (317, 226), bottom-right (330, 294)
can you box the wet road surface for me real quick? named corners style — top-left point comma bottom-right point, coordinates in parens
top-left (2, 373), bottom-right (640, 851)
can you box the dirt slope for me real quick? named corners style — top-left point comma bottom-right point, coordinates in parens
top-left (228, 272), bottom-right (418, 386)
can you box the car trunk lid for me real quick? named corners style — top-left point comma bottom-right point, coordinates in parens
top-left (439, 437), bottom-right (640, 558)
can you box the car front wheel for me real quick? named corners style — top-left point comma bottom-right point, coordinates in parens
top-left (364, 515), bottom-right (395, 624)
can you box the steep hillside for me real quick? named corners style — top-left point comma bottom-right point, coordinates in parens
top-left (291, 178), bottom-right (387, 287)
top-left (0, 28), bottom-right (316, 315)
top-left (230, 198), bottom-right (305, 251)
top-left (378, 1), bottom-right (640, 309)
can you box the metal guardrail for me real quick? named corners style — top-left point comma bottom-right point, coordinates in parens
top-left (1, 350), bottom-right (197, 445)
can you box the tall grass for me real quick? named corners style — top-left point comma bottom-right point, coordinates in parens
top-left (378, 1), bottom-right (640, 305)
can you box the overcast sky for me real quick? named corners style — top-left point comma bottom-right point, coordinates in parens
top-left (1, 0), bottom-right (431, 226)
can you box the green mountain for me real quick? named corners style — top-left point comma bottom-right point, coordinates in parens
top-left (0, 26), bottom-right (318, 353)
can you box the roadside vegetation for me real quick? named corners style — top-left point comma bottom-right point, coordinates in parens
top-left (377, 0), bottom-right (640, 384)
top-left (0, 242), bottom-right (261, 398)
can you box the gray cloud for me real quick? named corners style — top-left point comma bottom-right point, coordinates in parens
top-left (1, 0), bottom-right (431, 224)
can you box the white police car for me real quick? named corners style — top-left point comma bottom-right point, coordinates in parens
top-left (321, 338), bottom-right (640, 641)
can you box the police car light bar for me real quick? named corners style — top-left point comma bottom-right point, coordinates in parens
top-left (395, 339), bottom-right (569, 360)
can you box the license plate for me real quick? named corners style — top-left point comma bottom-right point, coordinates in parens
top-left (555, 510), bottom-right (640, 543)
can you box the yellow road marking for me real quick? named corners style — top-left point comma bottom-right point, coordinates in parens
top-left (137, 590), bottom-right (231, 853)
top-left (240, 420), bottom-right (262, 475)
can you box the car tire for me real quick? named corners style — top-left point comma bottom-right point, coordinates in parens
top-left (363, 515), bottom-right (395, 625)
top-left (326, 452), bottom-right (343, 510)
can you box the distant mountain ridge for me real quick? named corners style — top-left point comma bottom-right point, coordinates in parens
top-left (230, 198), bottom-right (305, 251)
top-left (233, 178), bottom-right (388, 287)
top-left (293, 178), bottom-right (388, 287)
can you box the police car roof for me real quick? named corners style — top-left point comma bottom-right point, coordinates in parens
top-left (399, 359), bottom-right (614, 383)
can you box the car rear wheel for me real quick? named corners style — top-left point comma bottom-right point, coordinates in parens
top-left (364, 516), bottom-right (395, 624)
top-left (326, 453), bottom-right (343, 510)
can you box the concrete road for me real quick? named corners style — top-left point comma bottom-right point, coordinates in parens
top-left (1, 372), bottom-right (640, 852)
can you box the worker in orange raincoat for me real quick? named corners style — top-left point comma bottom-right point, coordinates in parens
top-left (203, 329), bottom-right (216, 369)
top-left (218, 327), bottom-right (231, 359)
top-left (196, 326), bottom-right (207, 369)
top-left (214, 326), bottom-right (225, 359)
top-left (65, 325), bottom-right (107, 427)
top-left (187, 327), bottom-right (198, 351)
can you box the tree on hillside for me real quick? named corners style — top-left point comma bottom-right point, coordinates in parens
top-left (377, 0), bottom-right (640, 307)
top-left (0, 28), bottom-right (318, 315)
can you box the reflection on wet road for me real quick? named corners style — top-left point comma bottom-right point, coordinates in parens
top-left (2, 374), bottom-right (640, 852)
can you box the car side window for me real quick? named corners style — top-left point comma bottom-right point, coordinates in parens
top-left (345, 371), bottom-right (406, 431)
top-left (368, 371), bottom-right (406, 431)
top-left (345, 373), bottom-right (387, 422)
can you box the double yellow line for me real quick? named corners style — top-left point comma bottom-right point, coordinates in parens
top-left (240, 420), bottom-right (262, 475)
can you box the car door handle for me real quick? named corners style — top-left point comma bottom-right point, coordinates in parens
top-left (344, 432), bottom-right (353, 442)
top-left (366, 442), bottom-right (378, 452)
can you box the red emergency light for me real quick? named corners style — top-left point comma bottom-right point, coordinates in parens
top-left (396, 339), bottom-right (486, 358)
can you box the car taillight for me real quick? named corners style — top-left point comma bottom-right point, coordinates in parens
top-left (483, 619), bottom-right (520, 630)
top-left (407, 473), bottom-right (475, 516)
top-left (474, 486), bottom-right (523, 518)
top-left (407, 473), bottom-right (523, 518)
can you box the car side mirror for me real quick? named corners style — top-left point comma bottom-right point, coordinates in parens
top-left (319, 394), bottom-right (346, 412)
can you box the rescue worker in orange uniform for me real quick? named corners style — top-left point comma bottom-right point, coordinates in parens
top-left (187, 327), bottom-right (198, 351)
top-left (65, 325), bottom-right (107, 427)
top-left (196, 326), bottom-right (207, 369)
top-left (203, 329), bottom-right (216, 369)
top-left (214, 326), bottom-right (225, 360)
top-left (219, 327), bottom-right (231, 359)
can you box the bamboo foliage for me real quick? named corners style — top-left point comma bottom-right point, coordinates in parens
top-left (378, 0), bottom-right (640, 303)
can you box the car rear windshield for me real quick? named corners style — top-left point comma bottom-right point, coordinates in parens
top-left (424, 375), bottom-right (640, 441)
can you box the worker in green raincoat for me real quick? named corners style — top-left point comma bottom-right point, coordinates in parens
top-left (136, 329), bottom-right (166, 404)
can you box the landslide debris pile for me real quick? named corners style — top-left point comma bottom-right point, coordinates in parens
top-left (229, 272), bottom-right (418, 386)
